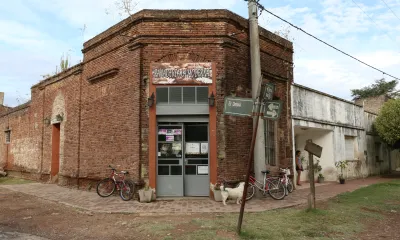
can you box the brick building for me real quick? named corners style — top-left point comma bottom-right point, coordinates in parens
top-left (354, 95), bottom-right (391, 114)
top-left (0, 10), bottom-right (293, 197)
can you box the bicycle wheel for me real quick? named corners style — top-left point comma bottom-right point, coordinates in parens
top-left (268, 179), bottom-right (286, 200)
top-left (120, 180), bottom-right (135, 201)
top-left (97, 178), bottom-right (116, 197)
top-left (245, 183), bottom-right (256, 201)
top-left (287, 179), bottom-right (294, 193)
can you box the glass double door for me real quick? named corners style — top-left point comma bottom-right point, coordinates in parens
top-left (157, 123), bottom-right (209, 197)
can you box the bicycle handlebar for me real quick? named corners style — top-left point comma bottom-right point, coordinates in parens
top-left (108, 165), bottom-right (116, 170)
top-left (108, 165), bottom-right (129, 175)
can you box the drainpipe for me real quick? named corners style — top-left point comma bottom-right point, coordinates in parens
top-left (291, 87), bottom-right (297, 188)
top-left (77, 70), bottom-right (83, 189)
top-left (40, 87), bottom-right (46, 176)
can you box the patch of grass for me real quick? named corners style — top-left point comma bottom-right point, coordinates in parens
top-left (136, 180), bottom-right (400, 240)
top-left (0, 177), bottom-right (34, 185)
top-left (137, 220), bottom-right (176, 237)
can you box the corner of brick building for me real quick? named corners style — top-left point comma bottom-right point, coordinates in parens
top-left (1, 9), bottom-right (294, 190)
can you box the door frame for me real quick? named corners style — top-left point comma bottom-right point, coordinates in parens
top-left (148, 62), bottom-right (218, 193)
top-left (156, 122), bottom-right (210, 197)
top-left (51, 123), bottom-right (61, 176)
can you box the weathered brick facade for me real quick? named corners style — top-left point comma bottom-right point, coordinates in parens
top-left (0, 10), bottom-right (293, 192)
top-left (355, 95), bottom-right (390, 114)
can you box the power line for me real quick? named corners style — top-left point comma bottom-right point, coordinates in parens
top-left (380, 0), bottom-right (400, 22)
top-left (253, 1), bottom-right (400, 80)
top-left (351, 0), bottom-right (400, 50)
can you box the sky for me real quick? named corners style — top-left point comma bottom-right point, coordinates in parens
top-left (1, 0), bottom-right (400, 107)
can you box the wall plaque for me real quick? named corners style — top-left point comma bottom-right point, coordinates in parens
top-left (151, 62), bottom-right (212, 84)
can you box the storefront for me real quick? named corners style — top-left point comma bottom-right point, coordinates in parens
top-left (148, 62), bottom-right (217, 197)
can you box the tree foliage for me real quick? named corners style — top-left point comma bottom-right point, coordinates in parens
top-left (351, 78), bottom-right (399, 100)
top-left (374, 99), bottom-right (400, 146)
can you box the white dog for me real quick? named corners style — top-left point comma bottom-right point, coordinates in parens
top-left (220, 182), bottom-right (245, 206)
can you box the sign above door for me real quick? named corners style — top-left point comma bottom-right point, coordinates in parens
top-left (151, 62), bottom-right (213, 85)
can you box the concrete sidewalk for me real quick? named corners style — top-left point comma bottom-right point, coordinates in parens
top-left (1, 177), bottom-right (389, 215)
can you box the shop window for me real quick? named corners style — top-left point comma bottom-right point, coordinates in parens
top-left (156, 88), bottom-right (168, 104)
top-left (158, 166), bottom-right (169, 175)
top-left (185, 165), bottom-right (197, 175)
top-left (264, 120), bottom-right (277, 166)
top-left (170, 166), bottom-right (182, 175)
top-left (183, 87), bottom-right (196, 104)
top-left (5, 130), bottom-right (10, 144)
top-left (169, 87), bottom-right (182, 103)
top-left (345, 136), bottom-right (356, 160)
top-left (196, 87), bottom-right (208, 103)
top-left (156, 86), bottom-right (208, 104)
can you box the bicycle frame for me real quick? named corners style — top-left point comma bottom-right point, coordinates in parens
top-left (109, 169), bottom-right (127, 190)
top-left (279, 168), bottom-right (290, 187)
top-left (249, 173), bottom-right (280, 194)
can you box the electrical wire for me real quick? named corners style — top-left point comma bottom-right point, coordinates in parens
top-left (350, 0), bottom-right (400, 50)
top-left (381, 0), bottom-right (400, 22)
top-left (252, 1), bottom-right (400, 80)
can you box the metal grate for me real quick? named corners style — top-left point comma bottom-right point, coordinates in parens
top-left (265, 120), bottom-right (277, 166)
top-left (5, 130), bottom-right (10, 144)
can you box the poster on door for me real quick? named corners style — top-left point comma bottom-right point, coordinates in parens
top-left (201, 143), bottom-right (208, 154)
top-left (186, 143), bottom-right (200, 154)
top-left (198, 166), bottom-right (208, 175)
top-left (158, 129), bottom-right (182, 135)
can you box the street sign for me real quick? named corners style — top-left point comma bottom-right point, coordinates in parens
top-left (223, 97), bottom-right (254, 117)
top-left (263, 100), bottom-right (282, 120)
top-left (263, 83), bottom-right (275, 100)
top-left (305, 141), bottom-right (323, 158)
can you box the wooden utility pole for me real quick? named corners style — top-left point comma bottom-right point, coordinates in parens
top-left (307, 139), bottom-right (316, 209)
top-left (236, 98), bottom-right (262, 234)
top-left (237, 0), bottom-right (264, 234)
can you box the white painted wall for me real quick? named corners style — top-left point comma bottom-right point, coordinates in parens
top-left (294, 127), bottom-right (336, 181)
top-left (292, 85), bottom-right (393, 183)
top-left (392, 150), bottom-right (400, 171)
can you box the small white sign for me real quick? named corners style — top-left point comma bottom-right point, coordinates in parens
top-left (198, 166), bottom-right (208, 175)
top-left (158, 152), bottom-right (161, 157)
top-left (186, 143), bottom-right (200, 154)
top-left (201, 143), bottom-right (208, 154)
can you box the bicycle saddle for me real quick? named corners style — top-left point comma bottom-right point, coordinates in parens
top-left (261, 170), bottom-right (270, 174)
top-left (121, 171), bottom-right (129, 174)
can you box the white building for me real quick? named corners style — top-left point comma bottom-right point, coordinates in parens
top-left (291, 84), bottom-right (400, 183)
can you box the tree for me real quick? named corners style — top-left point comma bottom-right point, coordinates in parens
top-left (374, 99), bottom-right (400, 146)
top-left (351, 78), bottom-right (400, 100)
top-left (106, 0), bottom-right (139, 20)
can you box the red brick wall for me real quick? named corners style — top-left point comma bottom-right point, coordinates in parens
top-left (39, 70), bottom-right (82, 185)
top-left (79, 42), bottom-right (142, 186)
top-left (0, 111), bottom-right (8, 169)
top-left (0, 103), bottom-right (42, 176)
top-left (0, 106), bottom-right (9, 115)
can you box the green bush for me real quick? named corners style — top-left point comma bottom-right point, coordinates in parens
top-left (374, 99), bottom-right (400, 146)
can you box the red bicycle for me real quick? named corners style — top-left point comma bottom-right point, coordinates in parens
top-left (96, 165), bottom-right (135, 201)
